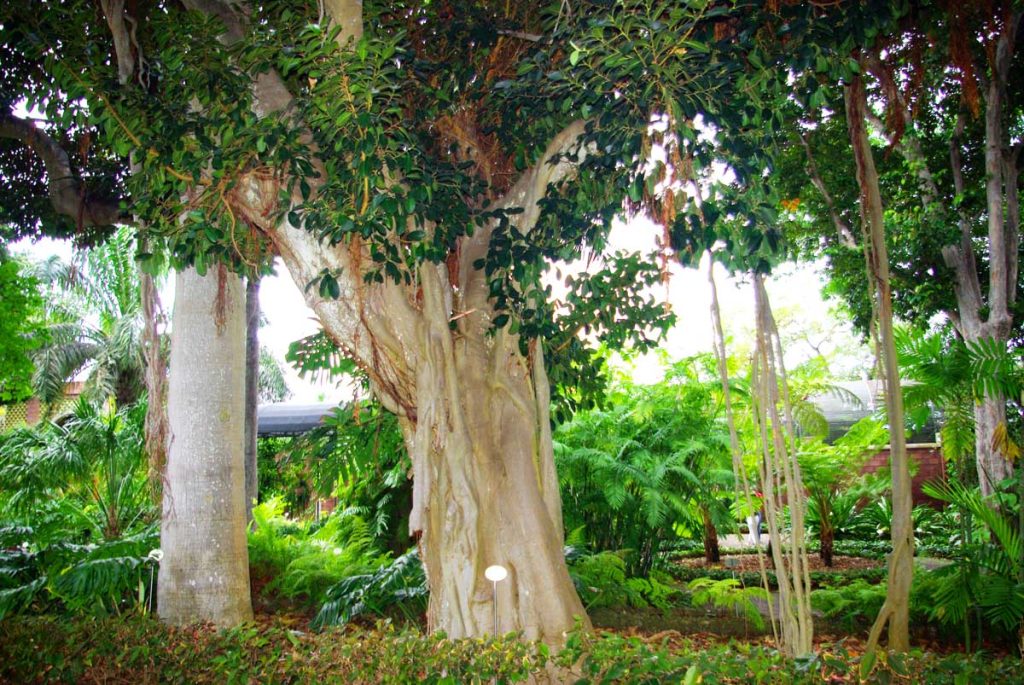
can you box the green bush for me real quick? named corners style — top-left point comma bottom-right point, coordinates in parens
top-left (0, 616), bottom-right (1019, 684)
top-left (810, 578), bottom-right (887, 631)
top-left (313, 548), bottom-right (427, 628)
top-left (248, 497), bottom-right (390, 610)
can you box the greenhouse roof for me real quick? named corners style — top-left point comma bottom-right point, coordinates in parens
top-left (257, 403), bottom-right (337, 437)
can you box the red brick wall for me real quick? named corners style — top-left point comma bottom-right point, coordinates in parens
top-left (861, 445), bottom-right (946, 508)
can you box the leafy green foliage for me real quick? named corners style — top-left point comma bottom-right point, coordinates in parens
top-left (687, 577), bottom-right (768, 631)
top-left (247, 498), bottom-right (387, 610)
top-left (313, 549), bottom-right (427, 629)
top-left (0, 399), bottom-right (152, 539)
top-left (554, 357), bottom-right (733, 575)
top-left (0, 522), bottom-right (158, 620)
top-left (0, 251), bottom-right (44, 404)
top-left (811, 579), bottom-right (888, 631)
top-left (279, 400), bottom-right (412, 553)
top-left (27, 228), bottom-right (149, 407)
top-left (0, 399), bottom-right (156, 620)
top-left (3, 615), bottom-right (1020, 684)
top-left (920, 480), bottom-right (1024, 636)
top-left (564, 544), bottom-right (679, 611)
top-left (799, 417), bottom-right (888, 564)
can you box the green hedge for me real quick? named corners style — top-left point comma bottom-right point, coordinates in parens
top-left (0, 616), bottom-right (1019, 684)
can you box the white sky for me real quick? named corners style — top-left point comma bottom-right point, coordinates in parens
top-left (12, 222), bottom-right (870, 404)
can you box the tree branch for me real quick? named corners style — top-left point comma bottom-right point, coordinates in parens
top-left (797, 130), bottom-right (856, 248)
top-left (0, 111), bottom-right (125, 228)
top-left (497, 119), bottom-right (588, 232)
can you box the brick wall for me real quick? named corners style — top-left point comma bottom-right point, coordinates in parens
top-left (861, 445), bottom-right (946, 508)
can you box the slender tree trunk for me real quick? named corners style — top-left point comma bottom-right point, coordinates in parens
top-left (819, 501), bottom-right (834, 568)
top-left (752, 273), bottom-right (814, 658)
top-left (243, 276), bottom-right (260, 525)
top-left (702, 506), bottom-right (720, 564)
top-left (846, 72), bottom-right (913, 654)
top-left (707, 255), bottom-right (779, 645)
top-left (158, 266), bottom-right (252, 627)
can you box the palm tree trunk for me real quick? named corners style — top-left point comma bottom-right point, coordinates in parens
top-left (702, 506), bottom-right (720, 564)
top-left (158, 266), bottom-right (252, 627)
top-left (243, 276), bottom-right (260, 525)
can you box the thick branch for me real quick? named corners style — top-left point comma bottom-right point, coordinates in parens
top-left (797, 131), bottom-right (856, 248)
top-left (981, 9), bottom-right (1017, 332)
top-left (0, 112), bottom-right (125, 228)
top-left (497, 119), bottom-right (587, 232)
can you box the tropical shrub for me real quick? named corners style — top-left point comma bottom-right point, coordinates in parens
top-left (0, 399), bottom-right (152, 540)
top-left (918, 479), bottom-right (1024, 650)
top-left (0, 400), bottom-right (157, 619)
top-left (811, 578), bottom-right (888, 631)
top-left (313, 548), bottom-right (427, 628)
top-left (687, 577), bottom-right (768, 630)
top-left (247, 497), bottom-right (388, 610)
top-left (554, 358), bottom-right (733, 575)
top-left (565, 545), bottom-right (680, 610)
top-left (799, 417), bottom-right (888, 566)
top-left (0, 524), bottom-right (159, 619)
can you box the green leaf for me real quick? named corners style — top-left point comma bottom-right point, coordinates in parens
top-left (859, 648), bottom-right (876, 680)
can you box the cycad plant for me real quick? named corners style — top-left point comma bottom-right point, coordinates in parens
top-left (921, 479), bottom-right (1024, 653)
top-left (554, 356), bottom-right (733, 574)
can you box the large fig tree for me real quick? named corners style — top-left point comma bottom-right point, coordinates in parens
top-left (1, 0), bottom-right (788, 640)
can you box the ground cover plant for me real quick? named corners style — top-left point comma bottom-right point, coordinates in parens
top-left (1, 615), bottom-right (1021, 685)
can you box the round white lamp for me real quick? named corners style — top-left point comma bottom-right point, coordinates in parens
top-left (484, 564), bottom-right (508, 635)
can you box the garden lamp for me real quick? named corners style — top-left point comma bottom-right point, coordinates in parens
top-left (484, 564), bottom-right (508, 636)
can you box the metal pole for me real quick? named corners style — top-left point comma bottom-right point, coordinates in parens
top-left (492, 579), bottom-right (498, 635)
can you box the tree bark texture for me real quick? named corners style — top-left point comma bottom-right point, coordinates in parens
top-left (158, 266), bottom-right (252, 627)
top-left (140, 266), bottom-right (168, 500)
top-left (752, 274), bottom-right (814, 658)
top-left (846, 73), bottom-right (913, 654)
top-left (244, 276), bottom-right (260, 525)
top-left (702, 506), bottom-right (720, 564)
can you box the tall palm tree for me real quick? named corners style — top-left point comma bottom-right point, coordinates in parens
top-left (29, 227), bottom-right (146, 408)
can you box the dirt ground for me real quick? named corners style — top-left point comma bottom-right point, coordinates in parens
top-left (674, 554), bottom-right (883, 573)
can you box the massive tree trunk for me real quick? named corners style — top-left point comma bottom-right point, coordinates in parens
top-left (183, 0), bottom-right (590, 643)
top-left (244, 276), bottom-right (260, 525)
top-left (846, 72), bottom-right (913, 654)
top-left (158, 266), bottom-right (252, 627)
top-left (268, 224), bottom-right (589, 642)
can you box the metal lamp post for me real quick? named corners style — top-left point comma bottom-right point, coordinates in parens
top-left (484, 564), bottom-right (508, 636)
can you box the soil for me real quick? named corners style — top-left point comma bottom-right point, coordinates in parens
top-left (673, 554), bottom-right (883, 573)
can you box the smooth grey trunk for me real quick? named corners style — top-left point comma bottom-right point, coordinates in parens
top-left (158, 266), bottom-right (252, 627)
top-left (244, 276), bottom-right (260, 524)
top-left (846, 73), bottom-right (913, 654)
